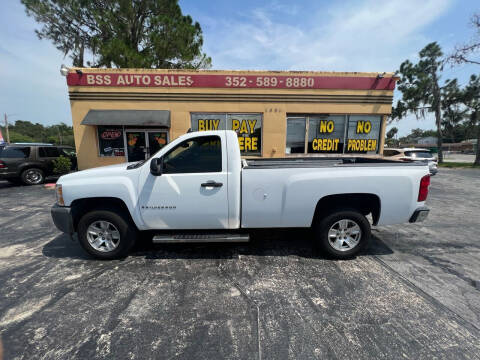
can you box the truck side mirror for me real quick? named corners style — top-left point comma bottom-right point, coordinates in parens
top-left (150, 157), bottom-right (163, 176)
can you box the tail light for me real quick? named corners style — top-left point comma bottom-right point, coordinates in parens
top-left (418, 175), bottom-right (430, 202)
top-left (0, 160), bottom-right (6, 169)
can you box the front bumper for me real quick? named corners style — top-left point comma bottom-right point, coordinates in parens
top-left (51, 204), bottom-right (74, 234)
top-left (409, 207), bottom-right (430, 223)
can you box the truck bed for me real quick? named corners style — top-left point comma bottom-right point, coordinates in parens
top-left (244, 157), bottom-right (425, 169)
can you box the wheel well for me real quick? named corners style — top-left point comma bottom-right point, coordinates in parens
top-left (70, 197), bottom-right (136, 231)
top-left (19, 164), bottom-right (47, 175)
top-left (311, 193), bottom-right (381, 226)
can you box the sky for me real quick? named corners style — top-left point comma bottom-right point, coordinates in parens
top-left (0, 0), bottom-right (479, 136)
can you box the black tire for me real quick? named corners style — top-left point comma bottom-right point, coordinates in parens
top-left (313, 209), bottom-right (371, 259)
top-left (21, 168), bottom-right (45, 185)
top-left (77, 210), bottom-right (137, 260)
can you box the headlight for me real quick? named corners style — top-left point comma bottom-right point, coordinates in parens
top-left (56, 184), bottom-right (65, 206)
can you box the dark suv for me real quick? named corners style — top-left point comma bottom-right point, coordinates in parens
top-left (0, 143), bottom-right (77, 185)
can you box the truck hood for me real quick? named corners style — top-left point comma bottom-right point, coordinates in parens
top-left (58, 162), bottom-right (135, 183)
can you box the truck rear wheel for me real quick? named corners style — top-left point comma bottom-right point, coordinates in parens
top-left (77, 210), bottom-right (137, 260)
top-left (313, 209), bottom-right (371, 259)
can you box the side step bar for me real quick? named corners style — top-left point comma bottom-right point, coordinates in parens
top-left (152, 233), bottom-right (250, 244)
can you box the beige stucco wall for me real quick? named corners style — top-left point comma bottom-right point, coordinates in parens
top-left (66, 69), bottom-right (396, 170)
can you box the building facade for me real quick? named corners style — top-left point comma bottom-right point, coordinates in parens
top-left (65, 69), bottom-right (397, 170)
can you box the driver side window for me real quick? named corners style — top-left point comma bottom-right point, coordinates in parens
top-left (162, 136), bottom-right (222, 174)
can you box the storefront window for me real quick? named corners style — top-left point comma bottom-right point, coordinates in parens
top-left (226, 114), bottom-right (261, 155)
top-left (97, 126), bottom-right (125, 156)
top-left (308, 115), bottom-right (345, 153)
top-left (286, 114), bottom-right (382, 155)
top-left (345, 115), bottom-right (382, 154)
top-left (191, 113), bottom-right (227, 132)
top-left (286, 117), bottom-right (306, 154)
top-left (191, 113), bottom-right (262, 156)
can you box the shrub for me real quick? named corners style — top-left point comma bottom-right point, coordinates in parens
top-left (53, 155), bottom-right (72, 174)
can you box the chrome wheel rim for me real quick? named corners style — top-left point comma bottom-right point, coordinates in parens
top-left (25, 169), bottom-right (42, 184)
top-left (328, 219), bottom-right (362, 252)
top-left (86, 221), bottom-right (120, 252)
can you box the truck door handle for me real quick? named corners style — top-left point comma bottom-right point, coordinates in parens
top-left (201, 181), bottom-right (223, 188)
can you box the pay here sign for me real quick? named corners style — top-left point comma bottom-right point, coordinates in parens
top-left (191, 113), bottom-right (262, 156)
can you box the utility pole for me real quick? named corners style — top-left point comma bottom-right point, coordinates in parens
top-left (4, 113), bottom-right (10, 143)
top-left (56, 125), bottom-right (63, 144)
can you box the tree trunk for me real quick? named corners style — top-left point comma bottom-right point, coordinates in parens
top-left (436, 109), bottom-right (444, 163)
top-left (475, 116), bottom-right (480, 165)
top-left (432, 73), bottom-right (444, 163)
top-left (73, 42), bottom-right (85, 67)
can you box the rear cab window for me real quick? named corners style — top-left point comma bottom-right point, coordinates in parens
top-left (0, 147), bottom-right (31, 158)
top-left (383, 150), bottom-right (400, 156)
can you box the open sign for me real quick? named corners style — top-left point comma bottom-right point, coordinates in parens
top-left (101, 130), bottom-right (122, 140)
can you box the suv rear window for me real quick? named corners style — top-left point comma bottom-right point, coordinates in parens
top-left (0, 147), bottom-right (31, 158)
top-left (39, 147), bottom-right (60, 157)
top-left (404, 151), bottom-right (432, 158)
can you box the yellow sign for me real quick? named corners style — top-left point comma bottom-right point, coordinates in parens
top-left (356, 121), bottom-right (371, 134)
top-left (197, 118), bottom-right (259, 152)
top-left (232, 119), bottom-right (257, 134)
top-left (232, 119), bottom-right (258, 151)
top-left (312, 138), bottom-right (340, 151)
top-left (347, 139), bottom-right (377, 151)
top-left (198, 119), bottom-right (221, 131)
top-left (319, 120), bottom-right (334, 133)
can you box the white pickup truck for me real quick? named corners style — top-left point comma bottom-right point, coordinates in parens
top-left (51, 130), bottom-right (430, 260)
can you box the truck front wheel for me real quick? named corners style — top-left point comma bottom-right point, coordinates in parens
top-left (77, 210), bottom-right (137, 260)
top-left (314, 209), bottom-right (371, 259)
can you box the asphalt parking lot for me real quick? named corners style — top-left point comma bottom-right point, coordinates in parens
top-left (0, 169), bottom-right (479, 359)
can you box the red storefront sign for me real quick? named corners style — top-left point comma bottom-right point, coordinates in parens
top-left (67, 72), bottom-right (396, 90)
top-left (101, 130), bottom-right (122, 140)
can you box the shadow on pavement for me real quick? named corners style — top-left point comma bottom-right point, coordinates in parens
top-left (42, 230), bottom-right (393, 261)
top-left (42, 233), bottom-right (92, 260)
top-left (0, 181), bottom-right (16, 189)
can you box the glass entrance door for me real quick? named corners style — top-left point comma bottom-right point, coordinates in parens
top-left (126, 131), bottom-right (146, 162)
top-left (147, 131), bottom-right (168, 157)
top-left (125, 130), bottom-right (168, 162)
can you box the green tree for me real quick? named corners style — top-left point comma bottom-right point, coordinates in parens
top-left (462, 74), bottom-right (480, 165)
top-left (7, 131), bottom-right (35, 143)
top-left (385, 127), bottom-right (398, 147)
top-left (21, 0), bottom-right (211, 69)
top-left (393, 42), bottom-right (446, 162)
top-left (1, 120), bottom-right (75, 146)
top-left (386, 127), bottom-right (398, 140)
top-left (441, 79), bottom-right (467, 143)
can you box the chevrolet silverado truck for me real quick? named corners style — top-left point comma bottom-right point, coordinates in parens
top-left (51, 130), bottom-right (431, 260)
